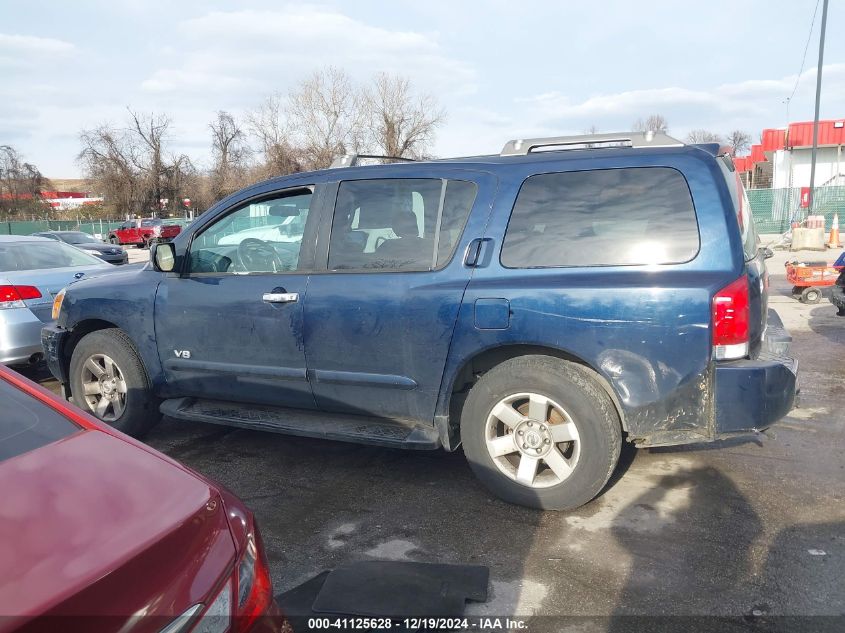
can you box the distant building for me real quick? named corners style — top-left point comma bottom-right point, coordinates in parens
top-left (734, 119), bottom-right (845, 189)
top-left (0, 190), bottom-right (103, 210)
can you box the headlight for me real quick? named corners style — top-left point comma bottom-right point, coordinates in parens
top-left (52, 288), bottom-right (66, 320)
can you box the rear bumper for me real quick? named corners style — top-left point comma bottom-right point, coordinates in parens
top-left (0, 308), bottom-right (46, 365)
top-left (41, 323), bottom-right (70, 383)
top-left (714, 309), bottom-right (797, 433)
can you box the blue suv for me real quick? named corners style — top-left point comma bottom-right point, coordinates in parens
top-left (43, 132), bottom-right (797, 510)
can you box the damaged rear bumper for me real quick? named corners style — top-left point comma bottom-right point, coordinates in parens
top-left (714, 309), bottom-right (797, 434)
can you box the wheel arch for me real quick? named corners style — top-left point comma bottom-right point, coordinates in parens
top-left (437, 343), bottom-right (627, 450)
top-left (61, 320), bottom-right (132, 383)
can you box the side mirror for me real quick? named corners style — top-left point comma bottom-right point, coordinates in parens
top-left (761, 246), bottom-right (774, 260)
top-left (151, 242), bottom-right (176, 272)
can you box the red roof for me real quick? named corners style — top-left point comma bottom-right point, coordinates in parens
top-left (733, 119), bottom-right (845, 173)
top-left (786, 120), bottom-right (845, 148)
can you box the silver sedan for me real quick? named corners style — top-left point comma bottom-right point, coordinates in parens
top-left (0, 235), bottom-right (121, 366)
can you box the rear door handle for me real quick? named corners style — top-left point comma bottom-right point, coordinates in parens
top-left (263, 292), bottom-right (299, 303)
top-left (464, 238), bottom-right (491, 267)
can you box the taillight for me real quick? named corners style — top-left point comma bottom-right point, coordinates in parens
top-left (0, 285), bottom-right (42, 309)
top-left (233, 524), bottom-right (273, 632)
top-left (712, 276), bottom-right (750, 360)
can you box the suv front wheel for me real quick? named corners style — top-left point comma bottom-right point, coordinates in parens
top-left (69, 328), bottom-right (161, 437)
top-left (460, 355), bottom-right (621, 510)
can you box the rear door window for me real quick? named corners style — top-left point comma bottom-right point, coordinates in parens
top-left (0, 379), bottom-right (79, 463)
top-left (501, 167), bottom-right (700, 267)
top-left (328, 178), bottom-right (477, 271)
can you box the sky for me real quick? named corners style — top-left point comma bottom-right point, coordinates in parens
top-left (1, 0), bottom-right (843, 178)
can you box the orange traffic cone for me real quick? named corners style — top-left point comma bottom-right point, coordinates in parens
top-left (828, 213), bottom-right (842, 248)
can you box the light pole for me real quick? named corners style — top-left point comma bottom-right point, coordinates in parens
top-left (808, 0), bottom-right (829, 212)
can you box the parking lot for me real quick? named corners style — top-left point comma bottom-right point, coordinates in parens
top-left (14, 244), bottom-right (842, 624)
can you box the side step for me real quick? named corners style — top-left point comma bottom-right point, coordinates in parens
top-left (160, 398), bottom-right (441, 450)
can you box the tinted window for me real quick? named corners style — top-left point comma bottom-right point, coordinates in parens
top-left (189, 190), bottom-right (312, 274)
top-left (0, 241), bottom-right (104, 272)
top-left (501, 168), bottom-right (699, 268)
top-left (0, 379), bottom-right (79, 463)
top-left (140, 219), bottom-right (162, 227)
top-left (328, 178), bottom-right (477, 271)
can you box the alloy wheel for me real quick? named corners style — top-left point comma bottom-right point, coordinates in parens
top-left (484, 392), bottom-right (581, 488)
top-left (80, 353), bottom-right (127, 422)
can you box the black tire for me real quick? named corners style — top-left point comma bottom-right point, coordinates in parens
top-left (109, 235), bottom-right (119, 245)
top-left (69, 328), bottom-right (161, 437)
top-left (801, 287), bottom-right (822, 304)
top-left (460, 355), bottom-right (621, 510)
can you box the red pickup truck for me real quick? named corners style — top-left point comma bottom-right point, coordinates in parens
top-left (108, 218), bottom-right (182, 248)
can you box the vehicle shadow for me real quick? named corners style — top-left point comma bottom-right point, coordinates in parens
top-left (806, 305), bottom-right (845, 346)
top-left (607, 466), bottom-right (762, 631)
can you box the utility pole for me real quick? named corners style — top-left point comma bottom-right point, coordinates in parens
top-left (808, 0), bottom-right (829, 212)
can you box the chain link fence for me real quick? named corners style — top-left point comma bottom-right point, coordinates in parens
top-left (748, 186), bottom-right (845, 234)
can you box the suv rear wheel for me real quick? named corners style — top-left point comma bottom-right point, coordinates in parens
top-left (69, 328), bottom-right (161, 437)
top-left (460, 355), bottom-right (621, 510)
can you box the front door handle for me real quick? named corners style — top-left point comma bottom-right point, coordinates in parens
top-left (263, 292), bottom-right (299, 303)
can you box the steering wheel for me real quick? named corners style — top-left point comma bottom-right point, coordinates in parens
top-left (235, 238), bottom-right (287, 272)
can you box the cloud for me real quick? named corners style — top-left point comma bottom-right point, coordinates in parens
top-left (141, 7), bottom-right (475, 99)
top-left (508, 63), bottom-right (845, 140)
top-left (0, 33), bottom-right (76, 70)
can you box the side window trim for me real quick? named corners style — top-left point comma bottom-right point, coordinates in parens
top-left (429, 180), bottom-right (448, 270)
top-left (182, 185), bottom-right (317, 277)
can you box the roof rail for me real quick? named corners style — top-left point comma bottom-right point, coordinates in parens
top-left (329, 153), bottom-right (417, 168)
top-left (500, 131), bottom-right (685, 156)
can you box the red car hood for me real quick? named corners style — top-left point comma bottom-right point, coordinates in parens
top-left (0, 430), bottom-right (235, 629)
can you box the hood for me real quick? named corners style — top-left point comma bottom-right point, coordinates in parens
top-left (0, 430), bottom-right (235, 622)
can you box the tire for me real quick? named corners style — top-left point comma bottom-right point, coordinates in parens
top-left (460, 355), bottom-right (621, 510)
top-left (801, 287), bottom-right (822, 304)
top-left (69, 328), bottom-right (161, 437)
top-left (109, 236), bottom-right (119, 245)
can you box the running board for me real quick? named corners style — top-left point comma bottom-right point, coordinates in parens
top-left (160, 398), bottom-right (441, 450)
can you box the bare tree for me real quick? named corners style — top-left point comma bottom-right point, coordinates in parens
top-left (246, 94), bottom-right (303, 178)
top-left (0, 145), bottom-right (50, 218)
top-left (286, 67), bottom-right (366, 170)
top-left (632, 114), bottom-right (669, 134)
top-left (686, 129), bottom-right (724, 144)
top-left (726, 130), bottom-right (752, 156)
top-left (79, 109), bottom-right (195, 217)
top-left (209, 111), bottom-right (251, 201)
top-left (364, 72), bottom-right (444, 159)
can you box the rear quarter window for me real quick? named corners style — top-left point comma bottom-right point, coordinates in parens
top-left (501, 167), bottom-right (700, 268)
top-left (0, 379), bottom-right (79, 463)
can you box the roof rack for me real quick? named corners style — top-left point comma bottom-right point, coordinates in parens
top-left (329, 153), bottom-right (417, 168)
top-left (500, 131), bottom-right (685, 156)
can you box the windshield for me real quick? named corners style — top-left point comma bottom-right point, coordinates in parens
top-left (0, 378), bottom-right (79, 464)
top-left (0, 240), bottom-right (105, 272)
top-left (58, 232), bottom-right (98, 245)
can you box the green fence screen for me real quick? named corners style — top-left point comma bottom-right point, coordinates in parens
top-left (747, 186), bottom-right (845, 234)
top-left (0, 218), bottom-right (192, 238)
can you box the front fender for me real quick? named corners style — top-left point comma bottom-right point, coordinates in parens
top-left (60, 269), bottom-right (165, 391)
